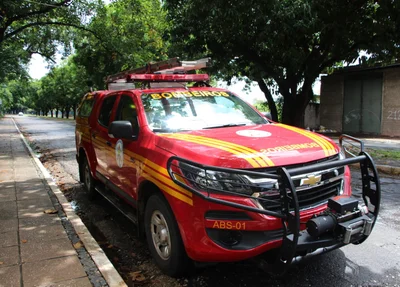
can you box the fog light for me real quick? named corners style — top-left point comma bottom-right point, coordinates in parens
top-left (218, 230), bottom-right (242, 246)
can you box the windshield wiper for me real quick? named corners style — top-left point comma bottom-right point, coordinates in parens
top-left (153, 128), bottom-right (193, 133)
top-left (203, 123), bottom-right (248, 129)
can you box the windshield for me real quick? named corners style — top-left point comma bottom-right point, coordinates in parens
top-left (141, 90), bottom-right (267, 132)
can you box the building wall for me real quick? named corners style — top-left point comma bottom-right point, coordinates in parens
top-left (304, 103), bottom-right (320, 130)
top-left (320, 75), bottom-right (344, 132)
top-left (381, 68), bottom-right (400, 137)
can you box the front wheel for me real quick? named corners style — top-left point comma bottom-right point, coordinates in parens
top-left (144, 193), bottom-right (191, 277)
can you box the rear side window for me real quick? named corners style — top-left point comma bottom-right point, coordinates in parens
top-left (78, 96), bottom-right (94, 117)
top-left (98, 95), bottom-right (117, 127)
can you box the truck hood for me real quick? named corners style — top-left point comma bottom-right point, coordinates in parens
top-left (155, 123), bottom-right (339, 169)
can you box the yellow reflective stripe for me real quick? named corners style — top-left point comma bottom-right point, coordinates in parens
top-left (178, 134), bottom-right (275, 167)
top-left (276, 124), bottom-right (329, 156)
top-left (296, 128), bottom-right (336, 156)
top-left (161, 133), bottom-right (261, 168)
top-left (161, 134), bottom-right (274, 167)
top-left (276, 124), bottom-right (336, 156)
top-left (142, 172), bottom-right (193, 205)
top-left (90, 140), bottom-right (193, 204)
top-left (124, 149), bottom-right (193, 198)
top-left (142, 164), bottom-right (193, 198)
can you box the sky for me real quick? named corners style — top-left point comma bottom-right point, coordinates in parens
top-left (29, 54), bottom-right (50, 79)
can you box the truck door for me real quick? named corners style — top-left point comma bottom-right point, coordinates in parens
top-left (92, 93), bottom-right (118, 180)
top-left (107, 93), bottom-right (140, 203)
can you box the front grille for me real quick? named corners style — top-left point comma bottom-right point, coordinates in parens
top-left (259, 180), bottom-right (342, 211)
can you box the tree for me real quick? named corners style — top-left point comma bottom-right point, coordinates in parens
top-left (4, 78), bottom-right (38, 113)
top-left (0, 0), bottom-right (103, 81)
top-left (33, 56), bottom-right (89, 118)
top-left (165, 0), bottom-right (400, 126)
top-left (73, 0), bottom-right (170, 89)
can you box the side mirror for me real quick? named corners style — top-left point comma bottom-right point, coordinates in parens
top-left (108, 121), bottom-right (137, 140)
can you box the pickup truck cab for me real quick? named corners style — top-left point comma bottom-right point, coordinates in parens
top-left (75, 58), bottom-right (381, 277)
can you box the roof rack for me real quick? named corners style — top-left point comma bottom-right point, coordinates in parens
top-left (105, 57), bottom-right (211, 84)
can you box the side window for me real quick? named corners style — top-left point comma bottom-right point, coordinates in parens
top-left (78, 96), bottom-right (94, 117)
top-left (115, 95), bottom-right (139, 133)
top-left (98, 95), bottom-right (117, 127)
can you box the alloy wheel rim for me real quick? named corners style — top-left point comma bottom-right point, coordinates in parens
top-left (150, 210), bottom-right (171, 260)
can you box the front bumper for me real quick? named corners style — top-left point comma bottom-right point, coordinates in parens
top-left (167, 135), bottom-right (381, 271)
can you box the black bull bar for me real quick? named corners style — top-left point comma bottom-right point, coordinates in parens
top-left (166, 136), bottom-right (381, 272)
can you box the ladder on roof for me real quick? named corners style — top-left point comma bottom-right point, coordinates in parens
top-left (105, 57), bottom-right (211, 83)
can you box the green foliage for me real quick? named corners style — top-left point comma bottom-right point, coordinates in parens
top-left (165, 0), bottom-right (400, 126)
top-left (32, 56), bottom-right (90, 117)
top-left (253, 101), bottom-right (269, 113)
top-left (0, 0), bottom-right (102, 83)
top-left (0, 42), bottom-right (30, 82)
top-left (1, 78), bottom-right (39, 113)
top-left (73, 0), bottom-right (170, 89)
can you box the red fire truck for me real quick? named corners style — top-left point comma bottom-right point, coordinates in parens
top-left (75, 58), bottom-right (381, 276)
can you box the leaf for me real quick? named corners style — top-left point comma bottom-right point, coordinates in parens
top-left (73, 241), bottom-right (83, 249)
top-left (0, 261), bottom-right (4, 265)
top-left (21, 239), bottom-right (27, 243)
top-left (129, 271), bottom-right (146, 282)
top-left (43, 209), bottom-right (57, 214)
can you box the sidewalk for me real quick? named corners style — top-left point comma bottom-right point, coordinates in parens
top-left (0, 118), bottom-right (107, 287)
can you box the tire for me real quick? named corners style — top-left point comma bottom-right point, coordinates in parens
top-left (81, 157), bottom-right (97, 198)
top-left (144, 193), bottom-right (191, 277)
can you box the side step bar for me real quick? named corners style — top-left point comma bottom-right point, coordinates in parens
top-left (94, 184), bottom-right (138, 225)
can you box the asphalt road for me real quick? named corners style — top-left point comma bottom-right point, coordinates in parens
top-left (13, 115), bottom-right (400, 287)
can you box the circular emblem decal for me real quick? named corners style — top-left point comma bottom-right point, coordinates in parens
top-left (236, 130), bottom-right (271, 138)
top-left (115, 139), bottom-right (124, 168)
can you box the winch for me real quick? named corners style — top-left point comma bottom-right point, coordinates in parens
top-left (307, 197), bottom-right (372, 243)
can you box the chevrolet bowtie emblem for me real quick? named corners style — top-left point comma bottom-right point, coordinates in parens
top-left (300, 174), bottom-right (322, 186)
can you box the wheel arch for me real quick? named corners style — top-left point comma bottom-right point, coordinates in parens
top-left (78, 147), bottom-right (87, 183)
top-left (78, 147), bottom-right (97, 182)
top-left (137, 180), bottom-right (163, 238)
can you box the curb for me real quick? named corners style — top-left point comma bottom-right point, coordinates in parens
top-left (350, 163), bottom-right (400, 176)
top-left (11, 118), bottom-right (127, 287)
top-left (376, 164), bottom-right (400, 176)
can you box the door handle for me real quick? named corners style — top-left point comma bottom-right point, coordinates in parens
top-left (106, 141), bottom-right (112, 147)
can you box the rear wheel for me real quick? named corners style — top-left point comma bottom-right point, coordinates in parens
top-left (144, 193), bottom-right (190, 277)
top-left (81, 157), bottom-right (97, 198)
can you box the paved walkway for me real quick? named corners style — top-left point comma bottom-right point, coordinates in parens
top-left (0, 118), bottom-right (99, 287)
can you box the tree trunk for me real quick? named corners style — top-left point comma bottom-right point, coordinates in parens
top-left (66, 108), bottom-right (70, 119)
top-left (257, 78), bottom-right (279, 122)
top-left (280, 81), bottom-right (314, 128)
top-left (73, 104), bottom-right (77, 120)
top-left (55, 109), bottom-right (59, 118)
top-left (50, 110), bottom-right (53, 117)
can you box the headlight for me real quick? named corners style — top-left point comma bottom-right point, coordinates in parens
top-left (179, 162), bottom-right (278, 196)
